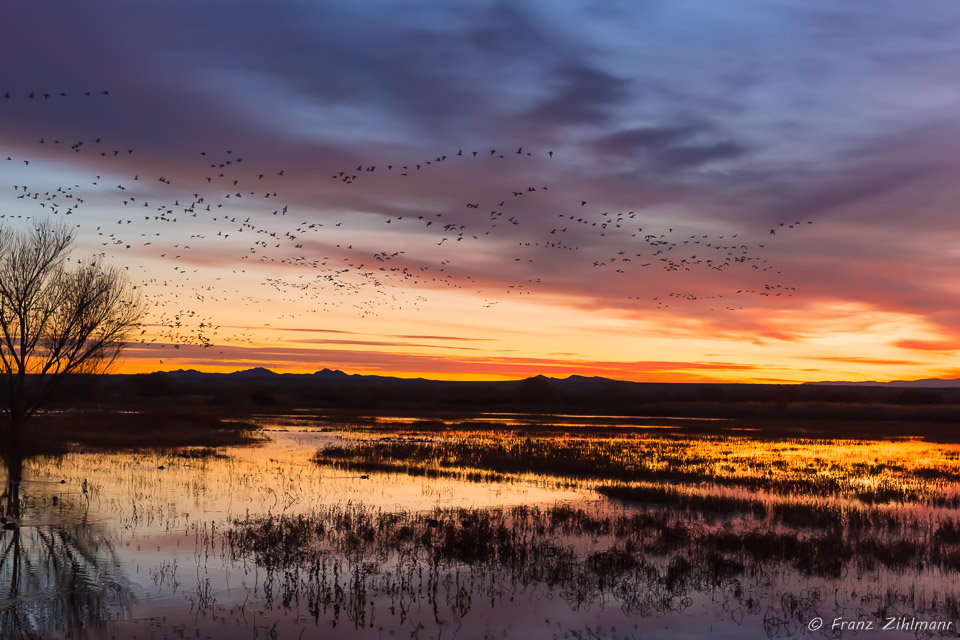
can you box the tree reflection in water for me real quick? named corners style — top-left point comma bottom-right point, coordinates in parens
top-left (0, 462), bottom-right (133, 640)
top-left (223, 503), bottom-right (960, 636)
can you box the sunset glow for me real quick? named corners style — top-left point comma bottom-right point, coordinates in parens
top-left (3, 1), bottom-right (959, 383)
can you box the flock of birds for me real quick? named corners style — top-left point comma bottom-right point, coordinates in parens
top-left (3, 91), bottom-right (111, 100)
top-left (1, 90), bottom-right (814, 357)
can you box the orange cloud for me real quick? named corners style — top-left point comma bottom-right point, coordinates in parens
top-left (816, 356), bottom-right (920, 366)
top-left (895, 339), bottom-right (960, 351)
top-left (118, 342), bottom-right (765, 382)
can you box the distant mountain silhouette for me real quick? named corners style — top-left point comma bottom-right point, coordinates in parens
top-left (164, 367), bottom-right (280, 380)
top-left (805, 377), bottom-right (960, 388)
top-left (156, 369), bottom-right (960, 388)
top-left (228, 367), bottom-right (280, 379)
top-left (162, 368), bottom-right (621, 386)
top-left (49, 368), bottom-right (960, 423)
top-left (313, 368), bottom-right (350, 380)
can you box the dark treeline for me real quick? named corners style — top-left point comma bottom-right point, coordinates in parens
top-left (35, 368), bottom-right (960, 425)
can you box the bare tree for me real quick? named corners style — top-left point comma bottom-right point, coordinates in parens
top-left (0, 221), bottom-right (143, 479)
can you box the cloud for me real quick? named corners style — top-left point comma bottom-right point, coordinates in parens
top-left (389, 334), bottom-right (492, 341)
top-left (223, 326), bottom-right (491, 344)
top-left (6, 0), bottom-right (960, 382)
top-left (230, 327), bottom-right (356, 334)
top-left (298, 338), bottom-right (482, 351)
top-left (525, 65), bottom-right (631, 126)
top-left (593, 125), bottom-right (703, 157)
top-left (815, 356), bottom-right (920, 366)
top-left (895, 339), bottom-right (959, 351)
top-left (590, 121), bottom-right (748, 172)
top-left (121, 342), bottom-right (763, 381)
top-left (656, 141), bottom-right (749, 169)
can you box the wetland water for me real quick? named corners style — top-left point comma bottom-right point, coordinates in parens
top-left (3, 415), bottom-right (960, 639)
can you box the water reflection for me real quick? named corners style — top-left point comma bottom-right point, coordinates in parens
top-left (3, 422), bottom-right (960, 638)
top-left (221, 502), bottom-right (960, 638)
top-left (0, 469), bottom-right (134, 640)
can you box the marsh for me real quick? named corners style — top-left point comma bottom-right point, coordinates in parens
top-left (3, 413), bottom-right (960, 639)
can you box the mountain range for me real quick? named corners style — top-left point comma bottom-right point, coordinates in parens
top-left (157, 367), bottom-right (960, 388)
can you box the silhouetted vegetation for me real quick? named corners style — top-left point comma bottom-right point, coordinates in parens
top-left (0, 221), bottom-right (143, 480)
top-left (37, 369), bottom-right (960, 430)
top-left (7, 413), bottom-right (960, 638)
top-left (312, 427), bottom-right (960, 504)
top-left (223, 503), bottom-right (960, 632)
top-left (13, 411), bottom-right (260, 455)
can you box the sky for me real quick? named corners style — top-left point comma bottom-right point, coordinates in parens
top-left (3, 0), bottom-right (960, 383)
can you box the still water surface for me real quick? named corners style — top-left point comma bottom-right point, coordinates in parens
top-left (2, 419), bottom-right (960, 639)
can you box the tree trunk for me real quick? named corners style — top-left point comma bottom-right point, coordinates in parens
top-left (5, 453), bottom-right (24, 486)
top-left (3, 474), bottom-right (22, 519)
top-left (1, 415), bottom-right (26, 486)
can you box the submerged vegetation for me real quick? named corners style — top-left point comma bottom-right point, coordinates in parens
top-left (167, 446), bottom-right (230, 460)
top-left (225, 502), bottom-right (960, 634)
top-left (312, 426), bottom-right (960, 505)
top-left (15, 411), bottom-right (261, 455)
top-left (296, 422), bottom-right (960, 631)
top-left (7, 413), bottom-right (960, 638)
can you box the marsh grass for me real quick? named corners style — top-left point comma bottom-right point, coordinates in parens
top-left (14, 412), bottom-right (262, 454)
top-left (224, 503), bottom-right (960, 632)
top-left (300, 423), bottom-right (960, 634)
top-left (596, 484), bottom-right (768, 517)
top-left (9, 414), bottom-right (960, 638)
top-left (166, 446), bottom-right (230, 460)
top-left (594, 484), bottom-right (935, 536)
top-left (313, 429), bottom-right (960, 507)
